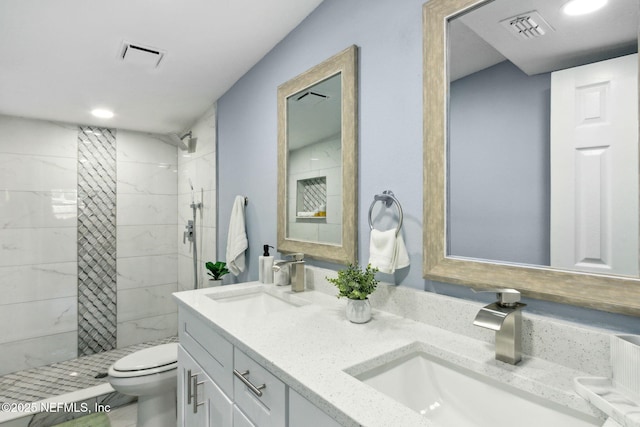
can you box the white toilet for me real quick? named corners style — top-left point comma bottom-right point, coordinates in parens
top-left (108, 343), bottom-right (178, 427)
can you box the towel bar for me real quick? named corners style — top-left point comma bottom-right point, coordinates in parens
top-left (368, 190), bottom-right (403, 236)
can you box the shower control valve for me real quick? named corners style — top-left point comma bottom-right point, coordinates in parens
top-left (184, 220), bottom-right (194, 244)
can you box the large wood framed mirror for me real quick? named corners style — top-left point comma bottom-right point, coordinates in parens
top-left (277, 45), bottom-right (358, 264)
top-left (423, 0), bottom-right (640, 316)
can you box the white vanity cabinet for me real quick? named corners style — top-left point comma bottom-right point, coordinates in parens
top-left (178, 345), bottom-right (233, 427)
top-left (289, 389), bottom-right (342, 427)
top-left (177, 306), bottom-right (341, 427)
top-left (233, 348), bottom-right (286, 427)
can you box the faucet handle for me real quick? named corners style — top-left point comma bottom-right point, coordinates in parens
top-left (473, 288), bottom-right (521, 307)
top-left (287, 253), bottom-right (304, 261)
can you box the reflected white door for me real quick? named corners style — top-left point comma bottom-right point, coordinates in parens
top-left (550, 54), bottom-right (638, 276)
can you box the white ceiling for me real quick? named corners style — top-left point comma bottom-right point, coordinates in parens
top-left (0, 0), bottom-right (323, 135)
top-left (287, 73), bottom-right (341, 150)
top-left (449, 0), bottom-right (638, 81)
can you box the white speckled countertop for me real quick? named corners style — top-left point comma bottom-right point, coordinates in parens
top-left (173, 267), bottom-right (610, 427)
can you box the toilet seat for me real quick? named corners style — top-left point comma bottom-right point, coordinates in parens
top-left (109, 343), bottom-right (178, 378)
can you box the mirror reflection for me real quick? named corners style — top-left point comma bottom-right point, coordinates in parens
top-left (447, 0), bottom-right (638, 277)
top-left (277, 45), bottom-right (357, 265)
top-left (286, 74), bottom-right (342, 245)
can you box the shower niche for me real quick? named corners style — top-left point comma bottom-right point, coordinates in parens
top-left (296, 176), bottom-right (327, 219)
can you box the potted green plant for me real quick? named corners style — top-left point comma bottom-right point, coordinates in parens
top-left (326, 264), bottom-right (379, 323)
top-left (205, 261), bottom-right (229, 287)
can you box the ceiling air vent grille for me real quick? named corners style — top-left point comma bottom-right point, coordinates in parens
top-left (120, 42), bottom-right (165, 68)
top-left (500, 11), bottom-right (554, 40)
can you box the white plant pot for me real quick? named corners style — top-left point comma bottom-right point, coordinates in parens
top-left (346, 298), bottom-right (371, 323)
top-left (206, 279), bottom-right (222, 288)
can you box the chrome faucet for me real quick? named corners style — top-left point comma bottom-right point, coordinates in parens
top-left (272, 253), bottom-right (305, 292)
top-left (473, 289), bottom-right (526, 365)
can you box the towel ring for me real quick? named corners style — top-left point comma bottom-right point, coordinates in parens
top-left (368, 190), bottom-right (403, 236)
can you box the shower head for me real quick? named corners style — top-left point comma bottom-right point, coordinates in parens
top-left (158, 131), bottom-right (197, 153)
top-left (186, 136), bottom-right (197, 153)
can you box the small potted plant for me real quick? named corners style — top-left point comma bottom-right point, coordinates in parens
top-left (205, 261), bottom-right (229, 287)
top-left (327, 264), bottom-right (379, 323)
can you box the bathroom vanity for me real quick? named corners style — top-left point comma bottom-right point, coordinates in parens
top-left (172, 267), bottom-right (620, 427)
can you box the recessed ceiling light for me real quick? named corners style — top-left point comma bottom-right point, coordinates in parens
top-left (91, 108), bottom-right (114, 119)
top-left (563, 0), bottom-right (607, 16)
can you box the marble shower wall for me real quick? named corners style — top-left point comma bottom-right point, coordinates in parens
top-left (0, 114), bottom-right (183, 375)
top-left (116, 130), bottom-right (179, 347)
top-left (178, 105), bottom-right (217, 291)
top-left (0, 116), bottom-right (79, 375)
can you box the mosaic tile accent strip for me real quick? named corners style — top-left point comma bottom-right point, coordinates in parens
top-left (77, 127), bottom-right (117, 356)
top-left (0, 337), bottom-right (177, 404)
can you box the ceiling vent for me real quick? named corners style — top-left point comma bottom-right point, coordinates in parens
top-left (500, 11), bottom-right (554, 40)
top-left (295, 91), bottom-right (328, 106)
top-left (120, 42), bottom-right (165, 68)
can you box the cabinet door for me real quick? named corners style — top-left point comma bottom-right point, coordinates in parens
top-left (289, 389), bottom-right (342, 427)
top-left (178, 345), bottom-right (233, 427)
top-left (233, 405), bottom-right (256, 427)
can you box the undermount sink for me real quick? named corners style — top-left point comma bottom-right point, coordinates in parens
top-left (206, 286), bottom-right (310, 316)
top-left (352, 350), bottom-right (601, 427)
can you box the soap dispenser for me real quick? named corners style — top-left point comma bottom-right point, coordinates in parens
top-left (259, 244), bottom-right (274, 284)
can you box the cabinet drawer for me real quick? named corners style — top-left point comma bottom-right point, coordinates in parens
top-left (233, 349), bottom-right (285, 427)
top-left (179, 307), bottom-right (234, 396)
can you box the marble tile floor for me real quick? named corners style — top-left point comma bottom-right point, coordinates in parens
top-left (0, 337), bottom-right (177, 426)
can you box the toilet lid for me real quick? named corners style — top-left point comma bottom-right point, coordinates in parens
top-left (112, 343), bottom-right (178, 372)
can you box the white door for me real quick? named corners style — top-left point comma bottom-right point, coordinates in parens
top-left (550, 54), bottom-right (638, 276)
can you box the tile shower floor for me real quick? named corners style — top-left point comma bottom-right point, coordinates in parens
top-left (0, 337), bottom-right (177, 426)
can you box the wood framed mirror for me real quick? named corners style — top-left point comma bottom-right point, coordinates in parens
top-left (423, 0), bottom-right (640, 316)
top-left (277, 45), bottom-right (358, 264)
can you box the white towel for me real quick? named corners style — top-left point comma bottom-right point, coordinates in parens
top-left (368, 228), bottom-right (410, 274)
top-left (226, 196), bottom-right (248, 276)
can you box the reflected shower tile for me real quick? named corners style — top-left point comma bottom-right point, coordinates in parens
top-left (0, 154), bottom-right (76, 192)
top-left (0, 262), bottom-right (77, 305)
top-left (318, 223), bottom-right (342, 245)
top-left (0, 227), bottom-right (77, 267)
top-left (326, 195), bottom-right (342, 223)
top-left (310, 136), bottom-right (341, 169)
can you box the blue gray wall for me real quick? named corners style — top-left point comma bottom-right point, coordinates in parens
top-left (449, 61), bottom-right (551, 265)
top-left (217, 0), bottom-right (639, 333)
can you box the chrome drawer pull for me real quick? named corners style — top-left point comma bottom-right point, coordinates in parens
top-left (187, 369), bottom-right (193, 404)
top-left (192, 374), bottom-right (205, 414)
top-left (233, 369), bottom-right (266, 397)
